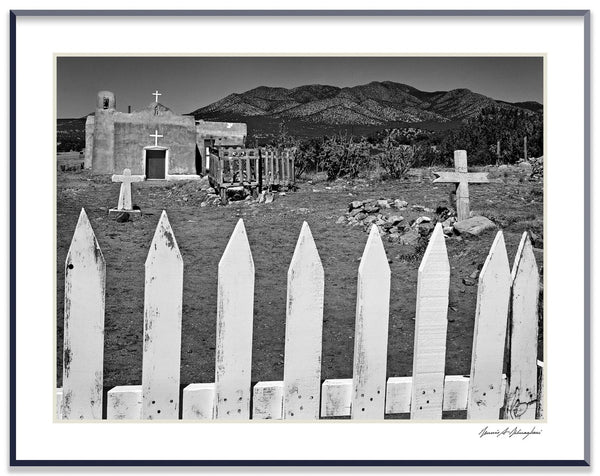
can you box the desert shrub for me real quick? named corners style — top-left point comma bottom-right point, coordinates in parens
top-left (319, 133), bottom-right (371, 180)
top-left (377, 130), bottom-right (417, 179)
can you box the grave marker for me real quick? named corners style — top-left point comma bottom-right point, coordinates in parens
top-left (433, 150), bottom-right (491, 221)
top-left (109, 168), bottom-right (143, 218)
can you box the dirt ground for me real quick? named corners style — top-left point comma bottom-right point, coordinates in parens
top-left (55, 162), bottom-right (544, 395)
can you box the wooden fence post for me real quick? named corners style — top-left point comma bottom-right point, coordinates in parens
top-left (351, 224), bottom-right (391, 419)
top-left (142, 211), bottom-right (183, 420)
top-left (61, 208), bottom-right (105, 420)
top-left (411, 223), bottom-right (450, 419)
top-left (283, 222), bottom-right (324, 419)
top-left (214, 219), bottom-right (255, 419)
top-left (467, 231), bottom-right (511, 419)
top-left (505, 232), bottom-right (540, 419)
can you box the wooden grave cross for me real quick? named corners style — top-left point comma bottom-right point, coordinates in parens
top-left (433, 150), bottom-right (490, 221)
top-left (112, 168), bottom-right (143, 212)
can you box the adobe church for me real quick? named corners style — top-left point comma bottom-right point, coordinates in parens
top-left (84, 90), bottom-right (247, 179)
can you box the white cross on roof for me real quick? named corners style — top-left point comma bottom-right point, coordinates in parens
top-left (152, 90), bottom-right (162, 102)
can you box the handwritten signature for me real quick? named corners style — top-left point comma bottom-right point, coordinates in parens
top-left (479, 426), bottom-right (542, 440)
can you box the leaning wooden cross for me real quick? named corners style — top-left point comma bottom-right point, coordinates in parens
top-left (433, 150), bottom-right (490, 221)
top-left (109, 168), bottom-right (143, 218)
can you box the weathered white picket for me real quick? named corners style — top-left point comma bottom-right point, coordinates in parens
top-left (56, 209), bottom-right (543, 421)
top-left (60, 209), bottom-right (105, 420)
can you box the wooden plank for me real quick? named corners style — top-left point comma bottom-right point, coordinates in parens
top-left (142, 211), bottom-right (184, 420)
top-left (214, 219), bottom-right (255, 420)
top-left (411, 223), bottom-right (450, 419)
top-left (253, 381), bottom-right (284, 420)
top-left (467, 231), bottom-right (511, 419)
top-left (283, 222), bottom-right (324, 419)
top-left (454, 150), bottom-right (470, 221)
top-left (351, 225), bottom-right (391, 419)
top-left (56, 388), bottom-right (63, 420)
top-left (61, 208), bottom-right (105, 420)
top-left (433, 171), bottom-right (490, 184)
top-left (107, 385), bottom-right (142, 420)
top-left (505, 232), bottom-right (540, 420)
top-left (182, 383), bottom-right (215, 420)
top-left (321, 375), bottom-right (500, 417)
top-left (321, 379), bottom-right (352, 417)
top-left (536, 360), bottom-right (544, 419)
top-left (245, 157), bottom-right (251, 184)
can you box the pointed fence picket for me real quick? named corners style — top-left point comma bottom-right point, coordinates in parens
top-left (410, 223), bottom-right (450, 419)
top-left (61, 208), bottom-right (105, 420)
top-left (283, 222), bottom-right (324, 420)
top-left (505, 232), bottom-right (540, 419)
top-left (214, 219), bottom-right (255, 420)
top-left (57, 212), bottom-right (543, 421)
top-left (351, 225), bottom-right (390, 419)
top-left (467, 231), bottom-right (511, 419)
top-left (141, 211), bottom-right (184, 420)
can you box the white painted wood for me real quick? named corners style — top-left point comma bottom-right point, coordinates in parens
top-left (112, 168), bottom-right (143, 211)
top-left (454, 150), bottom-right (470, 221)
top-left (411, 223), bottom-right (450, 419)
top-left (320, 375), bottom-right (501, 417)
top-left (321, 379), bottom-right (352, 418)
top-left (351, 225), bottom-right (391, 419)
top-left (433, 171), bottom-right (490, 184)
top-left (142, 211), bottom-right (183, 420)
top-left (536, 360), bottom-right (544, 419)
top-left (253, 381), bottom-right (284, 420)
top-left (442, 376), bottom-right (471, 412)
top-left (107, 385), bottom-right (142, 420)
top-left (214, 219), bottom-right (255, 420)
top-left (385, 377), bottom-right (412, 414)
top-left (283, 222), bottom-right (324, 420)
top-left (504, 232), bottom-right (540, 420)
top-left (56, 388), bottom-right (63, 420)
top-left (182, 383), bottom-right (215, 420)
top-left (467, 231), bottom-right (511, 419)
top-left (61, 208), bottom-right (105, 420)
top-left (506, 232), bottom-right (540, 420)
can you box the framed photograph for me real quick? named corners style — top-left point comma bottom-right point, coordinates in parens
top-left (10, 10), bottom-right (590, 466)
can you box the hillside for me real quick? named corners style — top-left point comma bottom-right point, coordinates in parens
top-left (190, 81), bottom-right (542, 137)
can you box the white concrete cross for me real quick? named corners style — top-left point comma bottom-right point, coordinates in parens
top-left (112, 168), bottom-right (143, 210)
top-left (150, 130), bottom-right (163, 147)
top-left (152, 90), bottom-right (162, 102)
top-left (433, 150), bottom-right (491, 221)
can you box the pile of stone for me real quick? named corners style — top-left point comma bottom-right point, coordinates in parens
top-left (337, 198), bottom-right (497, 243)
top-left (336, 198), bottom-right (441, 245)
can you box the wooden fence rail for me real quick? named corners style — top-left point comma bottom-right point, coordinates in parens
top-left (56, 209), bottom-right (543, 421)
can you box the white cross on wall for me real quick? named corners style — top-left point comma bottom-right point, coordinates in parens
top-left (152, 90), bottom-right (162, 102)
top-left (150, 130), bottom-right (163, 147)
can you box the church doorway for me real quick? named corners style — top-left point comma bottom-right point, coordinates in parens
top-left (145, 148), bottom-right (167, 179)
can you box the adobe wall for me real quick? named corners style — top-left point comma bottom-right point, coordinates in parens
top-left (84, 115), bottom-right (94, 169)
top-left (91, 91), bottom-right (116, 174)
top-left (113, 112), bottom-right (197, 175)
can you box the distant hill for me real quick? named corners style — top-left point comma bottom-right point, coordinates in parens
top-left (190, 81), bottom-right (542, 137)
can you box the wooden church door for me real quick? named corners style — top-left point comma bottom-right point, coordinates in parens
top-left (146, 149), bottom-right (166, 179)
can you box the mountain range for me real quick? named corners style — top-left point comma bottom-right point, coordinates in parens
top-left (190, 81), bottom-right (542, 136)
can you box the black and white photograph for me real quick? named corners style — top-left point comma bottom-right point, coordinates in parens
top-left (55, 55), bottom-right (545, 422)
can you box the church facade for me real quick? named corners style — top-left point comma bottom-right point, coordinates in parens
top-left (85, 90), bottom-right (247, 180)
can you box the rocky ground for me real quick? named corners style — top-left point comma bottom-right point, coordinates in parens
top-left (56, 162), bottom-right (544, 401)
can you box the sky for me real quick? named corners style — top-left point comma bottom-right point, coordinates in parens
top-left (57, 56), bottom-right (543, 118)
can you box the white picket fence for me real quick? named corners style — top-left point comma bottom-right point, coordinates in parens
top-left (56, 209), bottom-right (543, 421)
